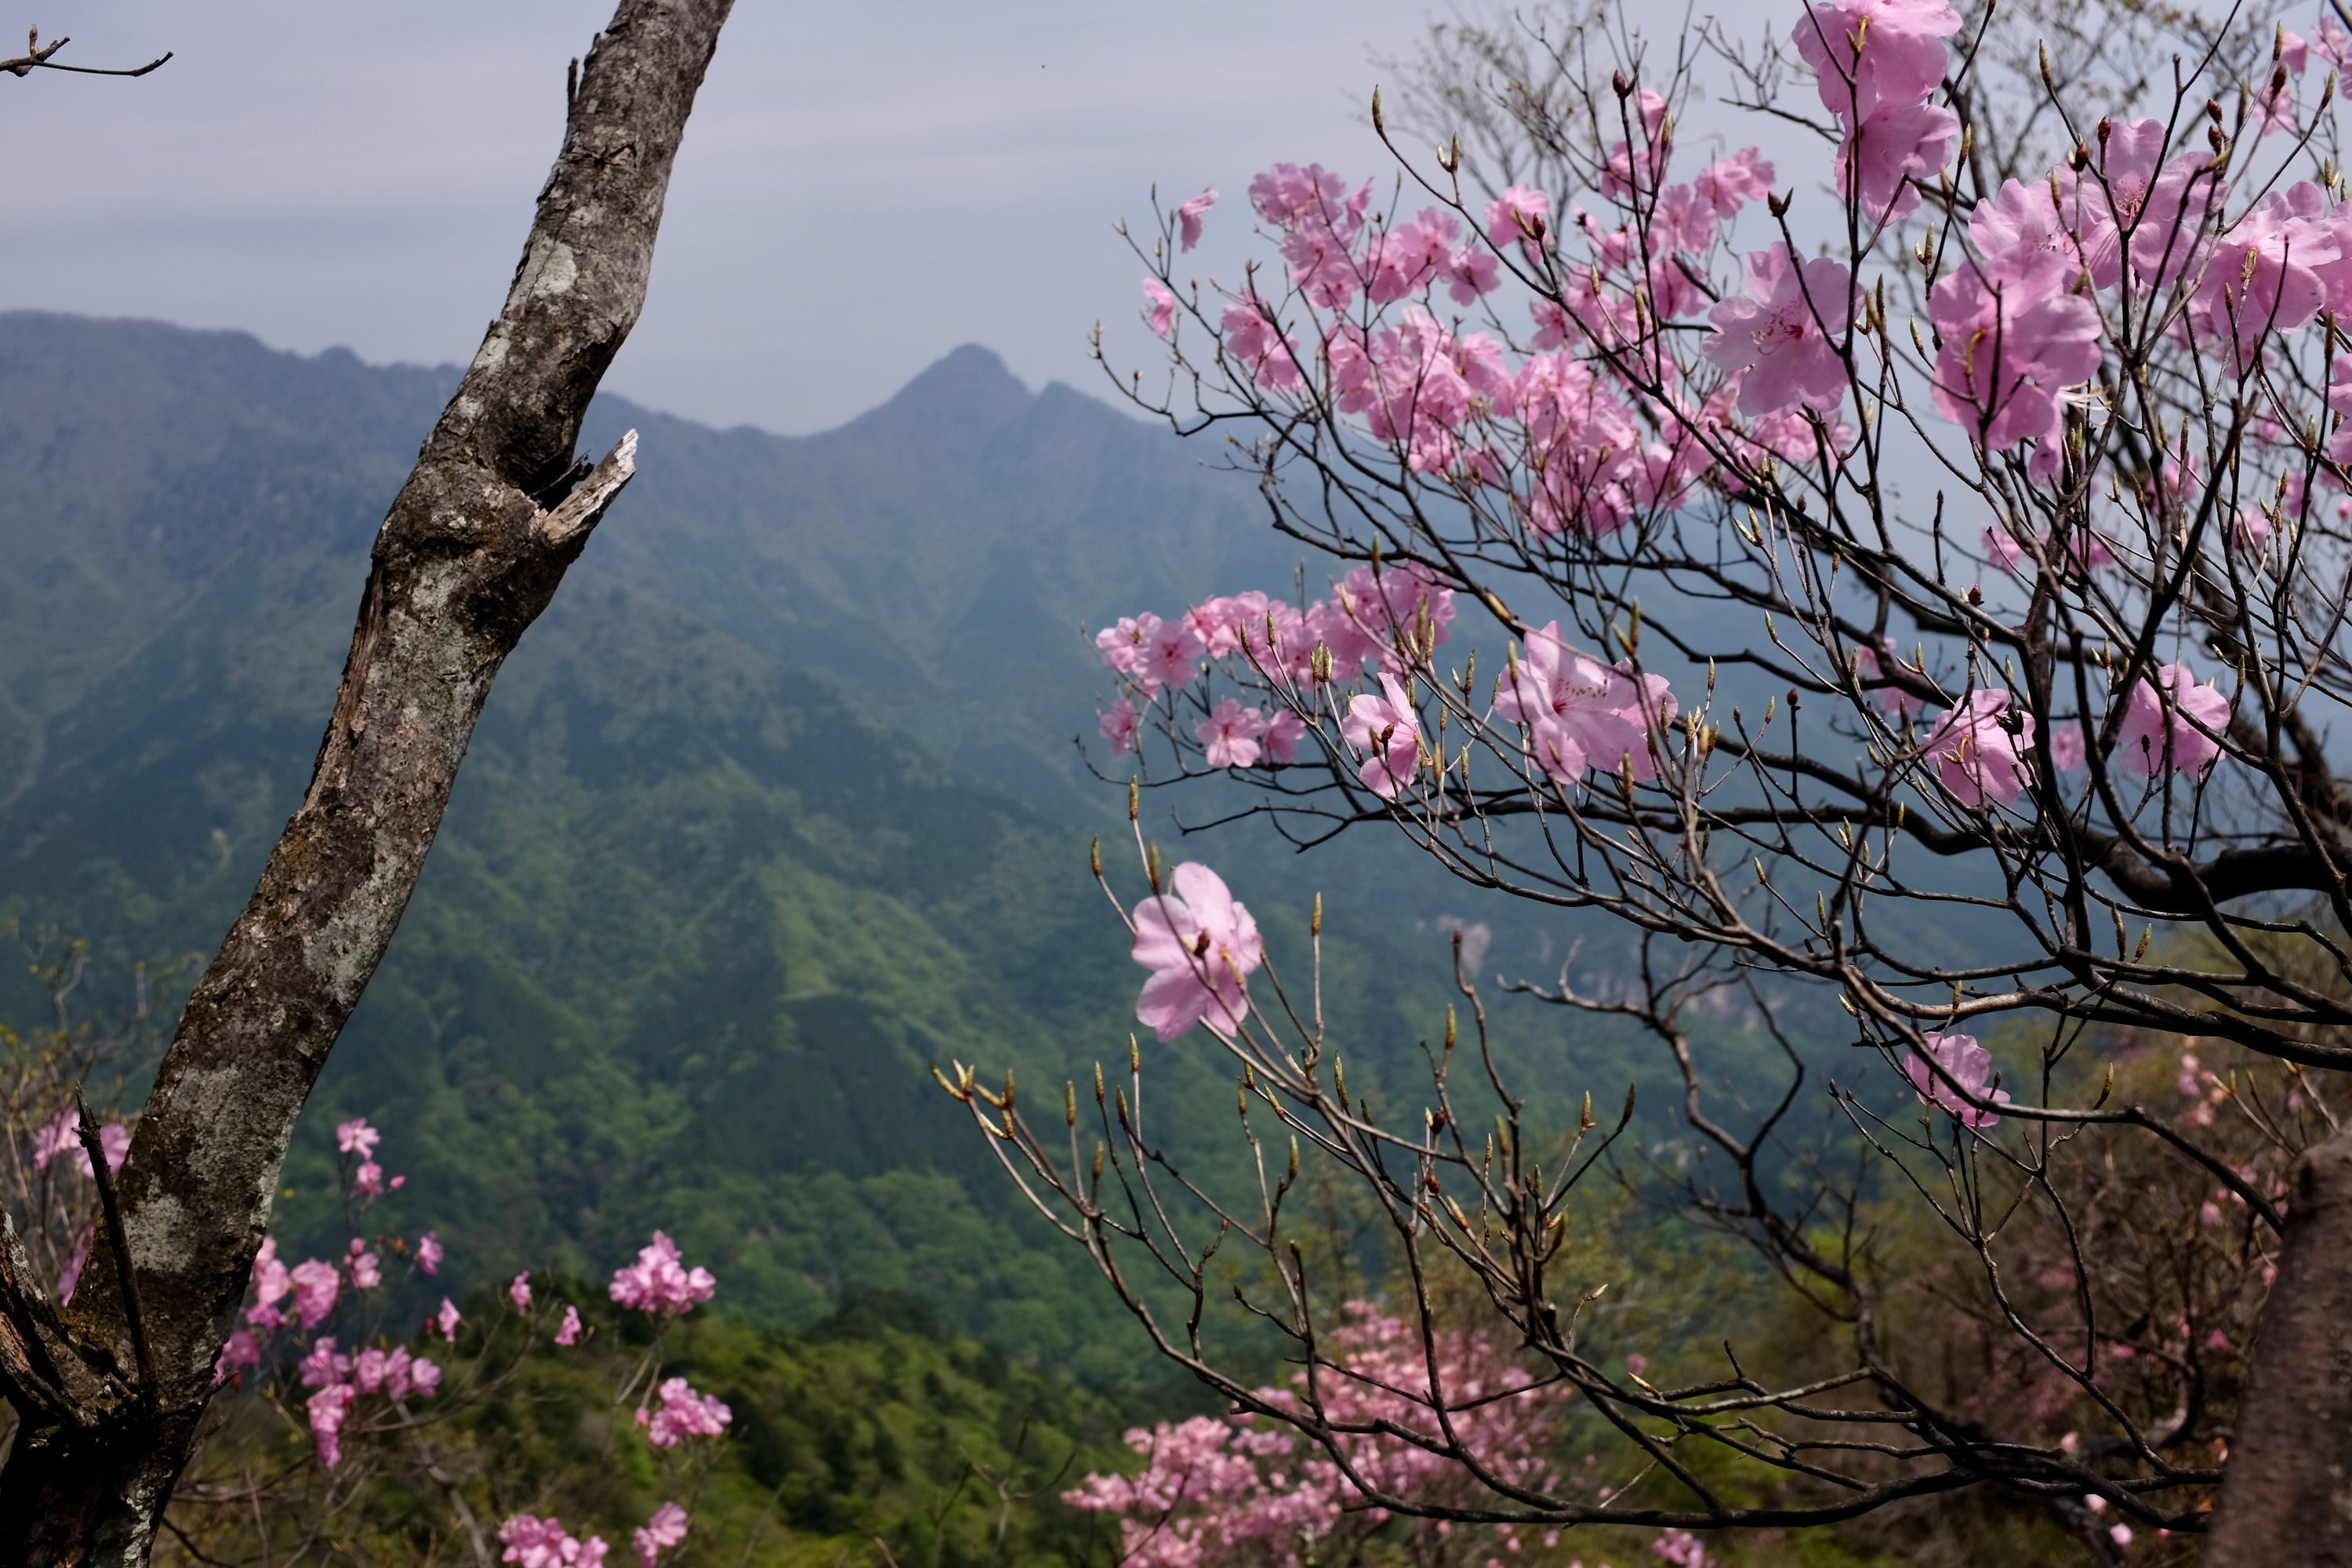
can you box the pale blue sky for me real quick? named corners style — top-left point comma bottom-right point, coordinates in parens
top-left (5, 2), bottom-right (1465, 433)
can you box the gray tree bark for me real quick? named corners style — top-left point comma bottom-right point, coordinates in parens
top-left (2207, 1125), bottom-right (2352, 1565)
top-left (0, 2), bottom-right (733, 1557)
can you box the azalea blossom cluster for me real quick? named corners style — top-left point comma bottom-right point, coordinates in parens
top-left (1094, 564), bottom-right (1456, 765)
top-left (608, 1228), bottom-right (717, 1316)
top-left (1065, 1305), bottom-right (1573, 1568)
top-left (497, 1502), bottom-right (693, 1568)
top-left (637, 1374), bottom-right (734, 1448)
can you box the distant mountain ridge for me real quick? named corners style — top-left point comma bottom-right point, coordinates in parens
top-left (0, 311), bottom-right (1472, 1388)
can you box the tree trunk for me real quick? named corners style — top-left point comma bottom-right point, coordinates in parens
top-left (2206, 1124), bottom-right (2352, 1564)
top-left (0, 2), bottom-right (733, 1558)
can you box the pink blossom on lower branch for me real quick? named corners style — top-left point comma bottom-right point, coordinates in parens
top-left (1142, 278), bottom-right (1176, 337)
top-left (500, 1515), bottom-right (610, 1568)
top-left (633, 1504), bottom-right (690, 1568)
top-left (638, 1376), bottom-right (733, 1447)
top-left (307, 1382), bottom-right (356, 1468)
top-left (1903, 1032), bottom-right (2012, 1127)
top-left (2117, 664), bottom-right (2230, 776)
top-left (1196, 698), bottom-right (1268, 769)
top-left (1065, 1305), bottom-right (1566, 1568)
top-left (1131, 862), bottom-right (1263, 1042)
top-left (510, 1272), bottom-right (533, 1312)
top-left (436, 1298), bottom-right (462, 1342)
top-left (609, 1230), bottom-right (717, 1316)
top-left (417, 1229), bottom-right (443, 1275)
top-left (557, 1304), bottom-right (584, 1346)
top-left (289, 1258), bottom-right (340, 1328)
top-left (1922, 689), bottom-right (2034, 808)
top-left (1341, 673), bottom-right (1421, 800)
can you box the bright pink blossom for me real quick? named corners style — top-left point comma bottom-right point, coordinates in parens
top-left (345, 1238), bottom-right (381, 1291)
top-left (1483, 185), bottom-right (1551, 256)
top-left (1341, 673), bottom-right (1422, 800)
top-left (1836, 99), bottom-right (1958, 223)
top-left (437, 1297), bottom-right (462, 1342)
top-left (290, 1258), bottom-right (341, 1329)
top-left (1793, 0), bottom-right (1961, 121)
top-left (1263, 709), bottom-right (1307, 764)
top-left (1138, 612), bottom-right (1206, 695)
top-left (510, 1272), bottom-right (533, 1313)
top-left (307, 1382), bottom-right (357, 1469)
top-left (557, 1305), bottom-right (584, 1346)
top-left (1100, 698), bottom-right (1139, 757)
top-left (1926, 267), bottom-right (2101, 452)
top-left (2193, 185), bottom-right (2336, 361)
top-left (1496, 622), bottom-right (1657, 782)
top-left (634, 1504), bottom-right (690, 1568)
top-left (1692, 147), bottom-right (1775, 217)
top-left (417, 1231), bottom-right (443, 1276)
top-left (1705, 245), bottom-right (1851, 416)
top-left (336, 1118), bottom-right (380, 1159)
top-left (353, 1159), bottom-right (385, 1197)
top-left (213, 1328), bottom-right (263, 1385)
top-left (640, 1376), bottom-right (733, 1448)
top-left (1131, 862), bottom-right (1263, 1042)
top-left (1922, 689), bottom-right (2034, 807)
top-left (1174, 187), bottom-right (1216, 252)
top-left (1142, 278), bottom-right (1176, 337)
top-left (1222, 292), bottom-right (1304, 392)
top-left (1197, 699), bottom-right (1268, 769)
top-left (299, 1336), bottom-right (352, 1389)
top-left (608, 1231), bottom-right (717, 1316)
top-left (1903, 1030), bottom-right (2011, 1127)
top-left (501, 1515), bottom-right (611, 1568)
top-left (2117, 664), bottom-right (2230, 775)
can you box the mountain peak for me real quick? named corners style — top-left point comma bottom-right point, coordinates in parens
top-left (843, 345), bottom-right (1029, 438)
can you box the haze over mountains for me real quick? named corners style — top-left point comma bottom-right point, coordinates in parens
top-left (0, 311), bottom-right (1534, 1386)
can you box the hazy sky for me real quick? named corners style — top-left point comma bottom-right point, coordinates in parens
top-left (6, 2), bottom-right (1462, 434)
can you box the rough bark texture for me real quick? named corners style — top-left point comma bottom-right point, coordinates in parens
top-left (0, 2), bottom-right (732, 1557)
top-left (2207, 1125), bottom-right (2352, 1565)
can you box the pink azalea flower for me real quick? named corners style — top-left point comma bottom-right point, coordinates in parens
top-left (212, 1328), bottom-right (263, 1385)
top-left (1495, 622), bottom-right (1646, 782)
top-left (1174, 187), bottom-right (1217, 252)
top-left (510, 1272), bottom-right (533, 1313)
top-left (1835, 99), bottom-right (1959, 223)
top-left (1142, 277), bottom-right (1176, 337)
top-left (641, 1376), bottom-right (733, 1448)
top-left (2116, 664), bottom-right (2230, 775)
top-left (299, 1335), bottom-right (353, 1389)
top-left (1902, 1030), bottom-right (2011, 1127)
top-left (2193, 185), bottom-right (2336, 361)
top-left (1099, 699), bottom-right (1139, 757)
top-left (608, 1231), bottom-right (717, 1316)
top-left (37, 1115), bottom-right (131, 1180)
top-left (1704, 244), bottom-right (1852, 416)
top-left (1341, 673), bottom-right (1422, 800)
top-left (417, 1231), bottom-right (443, 1276)
top-left (352, 1160), bottom-right (385, 1198)
top-left (290, 1258), bottom-right (341, 1329)
top-left (249, 1237), bottom-right (292, 1323)
top-left (1131, 863), bottom-right (1264, 1042)
top-left (1483, 184), bottom-right (1552, 256)
top-left (1138, 612), bottom-right (1207, 694)
top-left (1793, 0), bottom-right (1962, 122)
top-left (1441, 245), bottom-right (1500, 303)
top-left (437, 1297), bottom-right (462, 1343)
top-left (1196, 699), bottom-right (1268, 769)
top-left (336, 1118), bottom-right (380, 1160)
top-left (1263, 709), bottom-right (1307, 764)
top-left (1221, 291), bottom-right (1304, 392)
top-left (557, 1305), bottom-right (585, 1346)
top-left (1692, 147), bottom-right (1775, 218)
top-left (500, 1515), bottom-right (611, 1568)
top-left (411, 1356), bottom-right (443, 1397)
top-left (2047, 718), bottom-right (2088, 771)
top-left (1926, 267), bottom-right (2101, 452)
top-left (345, 1238), bottom-right (382, 1291)
top-left (1922, 688), bottom-right (2034, 808)
top-left (307, 1382), bottom-right (357, 1469)
top-left (634, 1503), bottom-right (691, 1568)
top-left (1970, 175), bottom-right (2094, 289)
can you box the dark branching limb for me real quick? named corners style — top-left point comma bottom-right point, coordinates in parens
top-left (0, 2), bottom-right (734, 1560)
top-left (0, 27), bottom-right (169, 78)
